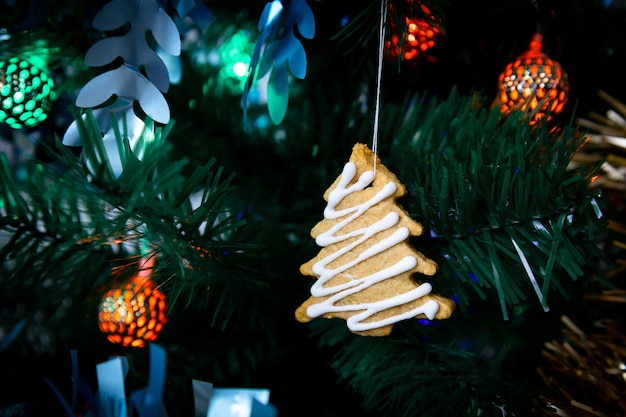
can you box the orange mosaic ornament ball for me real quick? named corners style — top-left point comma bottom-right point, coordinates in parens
top-left (497, 33), bottom-right (569, 124)
top-left (98, 260), bottom-right (167, 348)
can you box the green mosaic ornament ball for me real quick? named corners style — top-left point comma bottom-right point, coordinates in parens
top-left (0, 56), bottom-right (55, 129)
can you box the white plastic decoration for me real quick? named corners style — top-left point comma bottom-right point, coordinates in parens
top-left (63, 0), bottom-right (181, 176)
top-left (75, 66), bottom-right (170, 124)
top-left (62, 106), bottom-right (151, 177)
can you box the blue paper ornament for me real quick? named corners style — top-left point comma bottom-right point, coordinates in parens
top-left (160, 0), bottom-right (215, 30)
top-left (243, 0), bottom-right (315, 125)
top-left (43, 345), bottom-right (277, 417)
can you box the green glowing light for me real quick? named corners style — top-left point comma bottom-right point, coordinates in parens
top-left (0, 56), bottom-right (54, 129)
top-left (233, 61), bottom-right (247, 77)
top-left (215, 28), bottom-right (255, 94)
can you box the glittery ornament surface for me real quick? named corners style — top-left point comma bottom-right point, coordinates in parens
top-left (386, 2), bottom-right (440, 64)
top-left (497, 33), bottom-right (569, 124)
top-left (98, 274), bottom-right (167, 348)
top-left (0, 57), bottom-right (54, 129)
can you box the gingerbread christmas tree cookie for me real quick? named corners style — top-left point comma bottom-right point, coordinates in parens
top-left (296, 143), bottom-right (455, 336)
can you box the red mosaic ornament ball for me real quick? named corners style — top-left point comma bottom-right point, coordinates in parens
top-left (386, 3), bottom-right (440, 63)
top-left (497, 33), bottom-right (569, 124)
top-left (98, 259), bottom-right (167, 348)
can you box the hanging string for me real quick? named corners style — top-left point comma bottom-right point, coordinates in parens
top-left (372, 0), bottom-right (388, 172)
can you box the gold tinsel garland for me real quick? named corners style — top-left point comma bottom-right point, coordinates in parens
top-left (574, 90), bottom-right (626, 277)
top-left (574, 90), bottom-right (626, 193)
top-left (535, 312), bottom-right (626, 416)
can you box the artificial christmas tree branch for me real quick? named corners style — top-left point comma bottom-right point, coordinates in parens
top-left (0, 111), bottom-right (271, 351)
top-left (2, 1), bottom-right (626, 416)
top-left (382, 90), bottom-right (607, 319)
top-left (300, 89), bottom-right (612, 417)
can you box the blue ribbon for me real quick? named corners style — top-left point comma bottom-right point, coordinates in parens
top-left (131, 344), bottom-right (167, 417)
